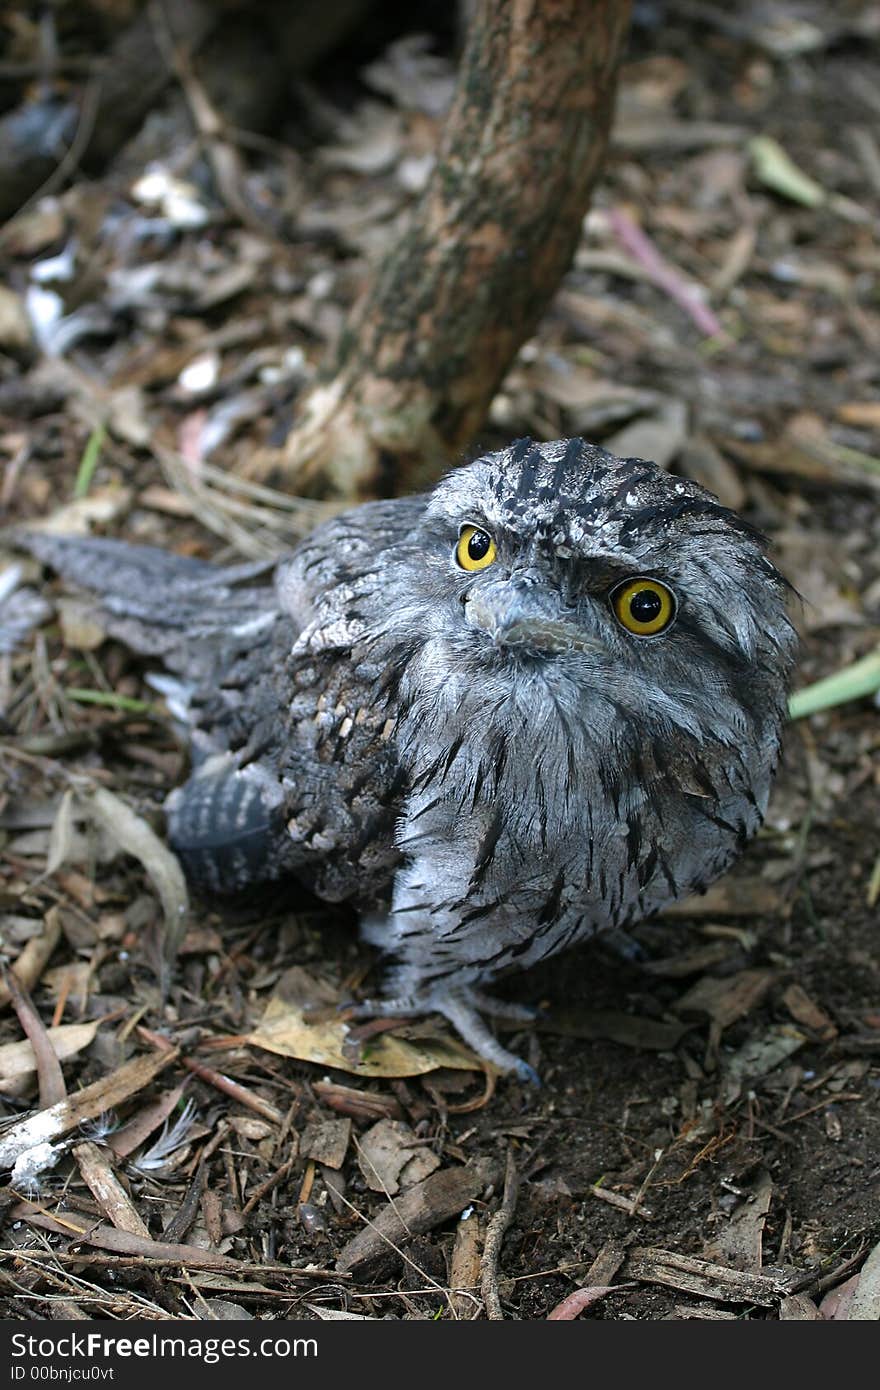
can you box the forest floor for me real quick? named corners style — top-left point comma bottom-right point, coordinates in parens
top-left (0, 2), bottom-right (878, 1320)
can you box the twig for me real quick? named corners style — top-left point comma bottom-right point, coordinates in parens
top-left (481, 1147), bottom-right (519, 1320)
top-left (589, 1183), bottom-right (653, 1219)
top-left (241, 1156), bottom-right (295, 1216)
top-left (2, 965), bottom-right (66, 1108)
top-left (136, 1024), bottom-right (283, 1123)
top-left (609, 206), bottom-right (725, 339)
top-left (163, 1157), bottom-right (206, 1243)
top-left (182, 1057), bottom-right (283, 1125)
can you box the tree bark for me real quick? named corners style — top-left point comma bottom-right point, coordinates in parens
top-left (258, 0), bottom-right (633, 501)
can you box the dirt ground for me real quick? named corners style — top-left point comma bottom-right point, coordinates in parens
top-left (0, 2), bottom-right (878, 1320)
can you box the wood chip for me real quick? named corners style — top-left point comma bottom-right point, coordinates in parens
top-left (336, 1158), bottom-right (498, 1276)
top-left (0, 1021), bottom-right (100, 1092)
top-left (625, 1247), bottom-right (797, 1305)
top-left (72, 1140), bottom-right (151, 1238)
top-left (449, 1211), bottom-right (483, 1320)
top-left (589, 1183), bottom-right (653, 1219)
top-left (662, 878), bottom-right (786, 918)
top-left (586, 1240), bottom-right (626, 1286)
top-left (703, 1171), bottom-right (773, 1271)
top-left (0, 1046), bottom-right (178, 1168)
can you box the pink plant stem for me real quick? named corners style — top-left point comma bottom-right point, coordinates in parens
top-left (609, 206), bottom-right (724, 338)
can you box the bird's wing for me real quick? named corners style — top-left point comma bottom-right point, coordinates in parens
top-left (12, 532), bottom-right (280, 673)
top-left (12, 508), bottom-right (426, 902)
top-left (274, 496), bottom-right (428, 638)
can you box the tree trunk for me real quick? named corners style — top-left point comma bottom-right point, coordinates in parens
top-left (257, 0), bottom-right (633, 501)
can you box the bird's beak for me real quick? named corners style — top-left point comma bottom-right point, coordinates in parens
top-left (463, 585), bottom-right (603, 655)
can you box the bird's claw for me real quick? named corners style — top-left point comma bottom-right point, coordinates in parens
top-left (513, 1058), bottom-right (542, 1086)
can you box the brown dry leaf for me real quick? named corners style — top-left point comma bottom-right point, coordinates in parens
top-left (300, 1117), bottom-right (351, 1170)
top-left (228, 1116), bottom-right (275, 1144)
top-left (81, 786), bottom-right (189, 957)
top-left (22, 487), bottom-right (133, 536)
top-left (362, 34), bottom-right (456, 117)
top-left (0, 1047), bottom-right (178, 1169)
top-left (673, 969), bottom-right (778, 1030)
top-left (107, 1082), bottom-right (188, 1158)
top-left (525, 360), bottom-right (658, 429)
top-left (819, 1273), bottom-right (860, 1320)
top-left (722, 1025), bottom-right (808, 1102)
top-left (356, 1119), bottom-right (441, 1195)
top-left (0, 1021), bottom-right (101, 1090)
top-left (837, 402), bottom-right (880, 429)
top-left (603, 399), bottom-right (689, 471)
top-left (248, 968), bottom-right (482, 1079)
top-left (320, 102), bottom-right (403, 175)
top-left (539, 1007), bottom-right (688, 1051)
top-left (662, 877), bottom-right (786, 918)
top-left (678, 435), bottom-right (746, 510)
top-left (641, 941), bottom-right (735, 979)
top-left (0, 907), bottom-right (63, 1008)
top-left (848, 1239), bottom-right (880, 1320)
top-left (782, 983), bottom-right (837, 1040)
top-left (56, 596), bottom-right (109, 650)
top-left (43, 961), bottom-right (93, 1007)
top-left (46, 789), bottom-right (77, 877)
top-left (0, 285), bottom-right (33, 352)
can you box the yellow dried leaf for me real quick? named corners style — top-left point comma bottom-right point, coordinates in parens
top-left (249, 980), bottom-right (482, 1079)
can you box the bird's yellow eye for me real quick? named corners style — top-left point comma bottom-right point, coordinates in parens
top-left (611, 577), bottom-right (677, 637)
top-left (456, 526), bottom-right (497, 572)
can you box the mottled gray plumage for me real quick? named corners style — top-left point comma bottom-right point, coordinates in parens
top-left (19, 438), bottom-right (797, 1078)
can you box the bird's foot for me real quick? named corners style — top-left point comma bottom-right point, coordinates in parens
top-left (343, 986), bottom-right (540, 1084)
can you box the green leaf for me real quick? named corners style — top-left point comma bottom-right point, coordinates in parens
top-left (788, 648), bottom-right (880, 719)
top-left (748, 136), bottom-right (826, 208)
top-left (73, 423), bottom-right (107, 499)
top-left (66, 687), bottom-right (158, 714)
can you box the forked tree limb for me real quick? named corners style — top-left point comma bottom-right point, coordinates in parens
top-left (254, 0), bottom-right (633, 501)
